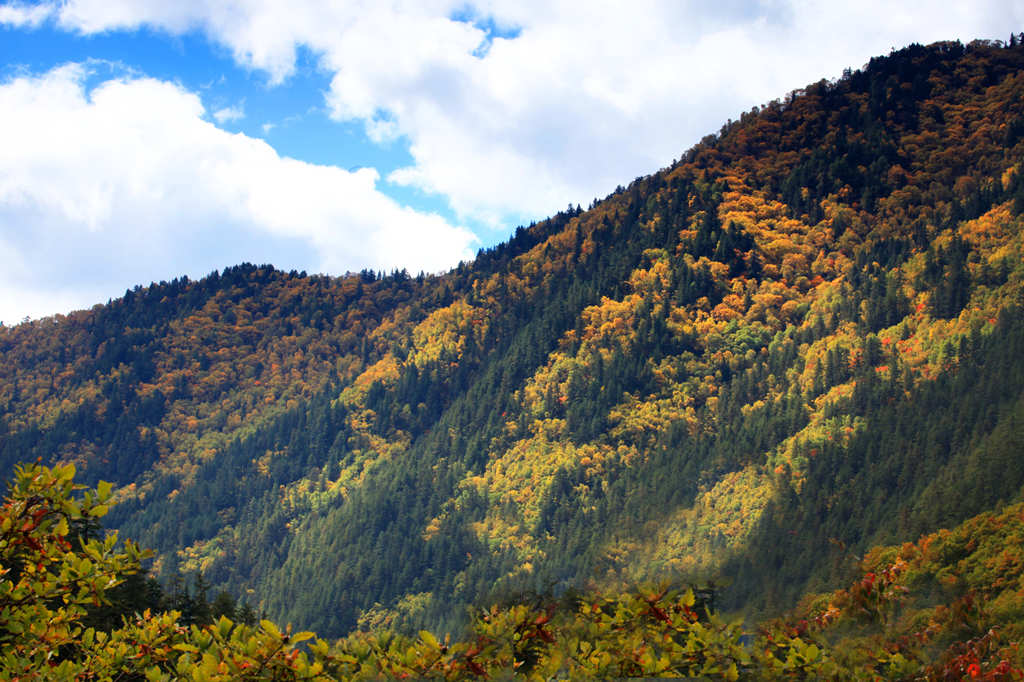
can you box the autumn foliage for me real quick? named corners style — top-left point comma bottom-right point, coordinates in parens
top-left (1, 38), bottom-right (1024, 644)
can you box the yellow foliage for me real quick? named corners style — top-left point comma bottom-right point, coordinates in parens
top-left (339, 354), bottom-right (401, 405)
top-left (622, 465), bottom-right (774, 581)
top-left (410, 300), bottom-right (488, 368)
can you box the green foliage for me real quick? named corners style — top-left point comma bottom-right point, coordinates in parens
top-left (330, 586), bottom-right (753, 680)
top-left (770, 499), bottom-right (1024, 680)
top-left (0, 463), bottom-right (354, 680)
top-left (0, 462), bottom-right (146, 675)
top-left (5, 463), bottom-right (1024, 679)
top-left (2, 38), bottom-right (1024, 642)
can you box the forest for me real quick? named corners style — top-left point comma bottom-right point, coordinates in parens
top-left (3, 462), bottom-right (1024, 678)
top-left (2, 36), bottom-right (1024, 677)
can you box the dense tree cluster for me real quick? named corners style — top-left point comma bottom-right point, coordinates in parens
top-left (2, 464), bottom-right (1022, 679)
top-left (1, 38), bottom-right (1023, 645)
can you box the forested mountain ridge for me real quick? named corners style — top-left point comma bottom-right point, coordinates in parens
top-left (2, 37), bottom-right (1024, 640)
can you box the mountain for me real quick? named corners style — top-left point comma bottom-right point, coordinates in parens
top-left (2, 37), bottom-right (1024, 639)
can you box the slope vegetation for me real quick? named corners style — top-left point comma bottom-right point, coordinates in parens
top-left (2, 38), bottom-right (1024, 638)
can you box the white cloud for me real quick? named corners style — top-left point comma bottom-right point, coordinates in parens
top-left (3, 1), bottom-right (1022, 322)
top-left (0, 1), bottom-right (51, 27)
top-left (212, 103), bottom-right (244, 124)
top-left (27, 0), bottom-right (1022, 232)
top-left (0, 64), bottom-right (476, 323)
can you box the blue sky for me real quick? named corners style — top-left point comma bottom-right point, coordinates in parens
top-left (0, 1), bottom-right (1020, 324)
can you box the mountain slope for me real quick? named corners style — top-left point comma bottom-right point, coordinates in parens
top-left (2, 38), bottom-right (1024, 637)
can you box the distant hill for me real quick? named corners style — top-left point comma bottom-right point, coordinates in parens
top-left (2, 37), bottom-right (1023, 638)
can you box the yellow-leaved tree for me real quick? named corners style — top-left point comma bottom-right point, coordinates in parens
top-left (0, 463), bottom-right (338, 680)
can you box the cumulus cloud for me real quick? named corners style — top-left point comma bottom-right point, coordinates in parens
top-left (0, 64), bottom-right (476, 323)
top-left (19, 0), bottom-right (1022, 229)
top-left (2, 1), bottom-right (1022, 322)
top-left (0, 1), bottom-right (50, 27)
